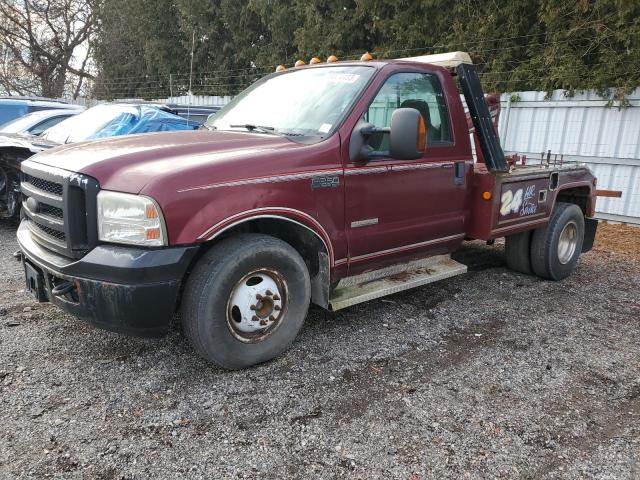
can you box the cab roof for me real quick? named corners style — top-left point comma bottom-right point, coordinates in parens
top-left (296, 51), bottom-right (472, 72)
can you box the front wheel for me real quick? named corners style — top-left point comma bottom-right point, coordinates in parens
top-left (530, 202), bottom-right (585, 280)
top-left (181, 234), bottom-right (310, 369)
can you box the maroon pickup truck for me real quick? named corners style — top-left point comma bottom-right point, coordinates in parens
top-left (17, 52), bottom-right (598, 369)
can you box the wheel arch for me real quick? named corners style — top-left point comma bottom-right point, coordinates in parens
top-left (555, 184), bottom-right (592, 215)
top-left (197, 214), bottom-right (332, 308)
top-left (0, 147), bottom-right (32, 219)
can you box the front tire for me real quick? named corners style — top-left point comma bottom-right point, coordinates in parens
top-left (530, 202), bottom-right (585, 280)
top-left (181, 234), bottom-right (311, 369)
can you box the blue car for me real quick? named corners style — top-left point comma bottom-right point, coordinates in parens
top-left (0, 103), bottom-right (197, 220)
top-left (0, 97), bottom-right (82, 125)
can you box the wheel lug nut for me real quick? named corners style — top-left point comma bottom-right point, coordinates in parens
top-left (252, 315), bottom-right (259, 321)
top-left (250, 305), bottom-right (256, 310)
top-left (274, 305), bottom-right (281, 311)
top-left (273, 295), bottom-right (280, 301)
top-left (259, 320), bottom-right (267, 326)
top-left (269, 315), bottom-right (275, 321)
top-left (256, 294), bottom-right (262, 300)
top-left (265, 290), bottom-right (273, 296)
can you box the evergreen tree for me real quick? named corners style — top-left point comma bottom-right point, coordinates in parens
top-left (92, 0), bottom-right (640, 99)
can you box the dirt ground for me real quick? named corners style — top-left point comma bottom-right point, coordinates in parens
top-left (0, 221), bottom-right (639, 479)
top-left (593, 222), bottom-right (640, 262)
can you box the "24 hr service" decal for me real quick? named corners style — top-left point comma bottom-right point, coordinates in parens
top-left (500, 184), bottom-right (539, 219)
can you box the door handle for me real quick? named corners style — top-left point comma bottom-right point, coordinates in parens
top-left (454, 162), bottom-right (465, 185)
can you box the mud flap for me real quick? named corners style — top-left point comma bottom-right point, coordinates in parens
top-left (582, 218), bottom-right (598, 252)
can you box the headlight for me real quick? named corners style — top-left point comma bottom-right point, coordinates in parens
top-left (97, 191), bottom-right (167, 246)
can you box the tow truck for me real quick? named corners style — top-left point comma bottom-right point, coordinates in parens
top-left (17, 52), bottom-right (599, 369)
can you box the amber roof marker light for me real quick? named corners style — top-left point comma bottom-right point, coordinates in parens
top-left (309, 57), bottom-right (321, 64)
top-left (294, 59), bottom-right (306, 67)
top-left (360, 52), bottom-right (373, 61)
top-left (275, 64), bottom-right (286, 72)
top-left (327, 55), bottom-right (338, 63)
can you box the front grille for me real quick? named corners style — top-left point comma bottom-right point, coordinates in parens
top-left (31, 219), bottom-right (66, 243)
top-left (23, 174), bottom-right (63, 196)
top-left (39, 204), bottom-right (63, 220)
top-left (21, 163), bottom-right (99, 259)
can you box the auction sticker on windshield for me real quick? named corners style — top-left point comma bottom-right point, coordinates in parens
top-left (328, 73), bottom-right (360, 84)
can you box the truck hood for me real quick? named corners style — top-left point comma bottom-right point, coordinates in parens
top-left (26, 130), bottom-right (300, 193)
top-left (0, 133), bottom-right (59, 153)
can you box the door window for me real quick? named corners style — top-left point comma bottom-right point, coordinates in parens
top-left (29, 115), bottom-right (69, 135)
top-left (365, 72), bottom-right (452, 151)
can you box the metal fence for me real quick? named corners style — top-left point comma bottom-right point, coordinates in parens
top-left (67, 94), bottom-right (233, 108)
top-left (163, 95), bottom-right (232, 107)
top-left (498, 89), bottom-right (640, 224)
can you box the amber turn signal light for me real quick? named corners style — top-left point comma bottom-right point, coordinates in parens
top-left (482, 191), bottom-right (492, 201)
top-left (145, 203), bottom-right (159, 219)
top-left (416, 116), bottom-right (427, 152)
top-left (146, 228), bottom-right (161, 241)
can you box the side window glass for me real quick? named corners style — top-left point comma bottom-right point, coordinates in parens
top-left (365, 72), bottom-right (452, 151)
top-left (29, 116), bottom-right (67, 135)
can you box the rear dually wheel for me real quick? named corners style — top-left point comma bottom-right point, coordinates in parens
top-left (530, 202), bottom-right (585, 280)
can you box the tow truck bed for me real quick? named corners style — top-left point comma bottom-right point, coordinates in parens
top-left (467, 162), bottom-right (596, 240)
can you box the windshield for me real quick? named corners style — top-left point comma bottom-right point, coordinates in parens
top-left (0, 111), bottom-right (44, 133)
top-left (0, 110), bottom-right (67, 134)
top-left (207, 66), bottom-right (375, 142)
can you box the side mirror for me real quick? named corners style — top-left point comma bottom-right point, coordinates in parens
top-left (389, 108), bottom-right (427, 160)
top-left (349, 107), bottom-right (427, 162)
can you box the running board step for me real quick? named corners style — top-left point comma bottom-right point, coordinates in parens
top-left (329, 255), bottom-right (467, 311)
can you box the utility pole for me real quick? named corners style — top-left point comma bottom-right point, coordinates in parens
top-left (187, 30), bottom-right (195, 125)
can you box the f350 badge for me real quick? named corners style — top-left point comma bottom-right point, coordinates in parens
top-left (311, 176), bottom-right (340, 189)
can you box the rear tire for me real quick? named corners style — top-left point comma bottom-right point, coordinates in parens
top-left (181, 234), bottom-right (310, 369)
top-left (505, 230), bottom-right (533, 274)
top-left (530, 202), bottom-right (585, 280)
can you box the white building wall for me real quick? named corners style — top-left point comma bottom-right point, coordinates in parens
top-left (499, 89), bottom-right (640, 224)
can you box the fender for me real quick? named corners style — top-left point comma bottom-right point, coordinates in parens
top-left (554, 180), bottom-right (597, 217)
top-left (197, 207), bottom-right (336, 266)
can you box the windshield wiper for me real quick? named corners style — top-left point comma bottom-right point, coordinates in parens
top-left (229, 124), bottom-right (279, 135)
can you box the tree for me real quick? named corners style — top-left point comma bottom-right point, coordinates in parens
top-left (0, 0), bottom-right (99, 98)
top-left (92, 0), bottom-right (640, 99)
top-left (92, 0), bottom-right (189, 99)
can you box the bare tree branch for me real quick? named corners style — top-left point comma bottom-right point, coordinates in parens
top-left (0, 0), bottom-right (100, 97)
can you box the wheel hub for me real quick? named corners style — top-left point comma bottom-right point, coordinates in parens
top-left (227, 269), bottom-right (286, 341)
top-left (557, 221), bottom-right (578, 264)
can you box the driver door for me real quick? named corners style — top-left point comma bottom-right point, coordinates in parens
top-left (344, 71), bottom-right (468, 270)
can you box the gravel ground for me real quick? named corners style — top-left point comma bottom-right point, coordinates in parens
top-left (1, 221), bottom-right (639, 479)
